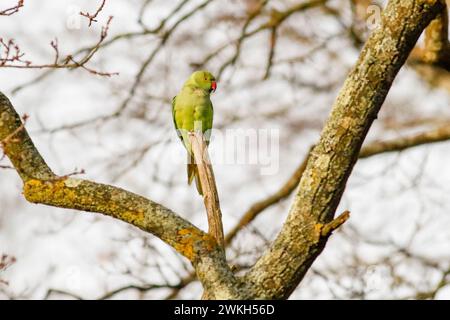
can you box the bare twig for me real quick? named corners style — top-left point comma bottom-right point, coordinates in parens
top-left (49, 168), bottom-right (86, 181)
top-left (80, 0), bottom-right (106, 27)
top-left (320, 210), bottom-right (350, 237)
top-left (98, 283), bottom-right (182, 300)
top-left (0, 17), bottom-right (117, 77)
top-left (50, 38), bottom-right (59, 65)
top-left (0, 38), bottom-right (31, 66)
top-left (10, 0), bottom-right (192, 94)
top-left (263, 27), bottom-right (277, 80)
top-left (0, 0), bottom-right (24, 16)
top-left (0, 254), bottom-right (16, 286)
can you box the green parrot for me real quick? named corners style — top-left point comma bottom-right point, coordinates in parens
top-left (172, 70), bottom-right (217, 195)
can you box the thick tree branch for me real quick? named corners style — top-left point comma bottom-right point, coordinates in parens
top-left (243, 0), bottom-right (446, 299)
top-left (0, 92), bottom-right (243, 299)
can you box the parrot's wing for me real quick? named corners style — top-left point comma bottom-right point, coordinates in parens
top-left (203, 100), bottom-right (213, 146)
top-left (172, 95), bottom-right (192, 153)
top-left (172, 95), bottom-right (184, 143)
top-left (173, 95), bottom-right (199, 192)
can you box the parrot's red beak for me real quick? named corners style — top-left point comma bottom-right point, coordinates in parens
top-left (211, 81), bottom-right (217, 92)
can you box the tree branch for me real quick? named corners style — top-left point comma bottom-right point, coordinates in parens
top-left (0, 17), bottom-right (117, 77)
top-left (80, 0), bottom-right (106, 27)
top-left (319, 210), bottom-right (350, 237)
top-left (360, 124), bottom-right (450, 158)
top-left (243, 0), bottom-right (446, 299)
top-left (189, 132), bottom-right (225, 248)
top-left (0, 0), bottom-right (24, 16)
top-left (415, 268), bottom-right (450, 299)
top-left (97, 283), bottom-right (182, 300)
top-left (0, 92), bottom-right (243, 299)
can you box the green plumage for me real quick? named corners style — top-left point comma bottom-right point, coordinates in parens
top-left (172, 71), bottom-right (216, 195)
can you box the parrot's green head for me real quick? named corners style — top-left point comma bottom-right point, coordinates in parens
top-left (185, 70), bottom-right (217, 93)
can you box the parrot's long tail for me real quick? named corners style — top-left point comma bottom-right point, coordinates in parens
top-left (187, 153), bottom-right (203, 196)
